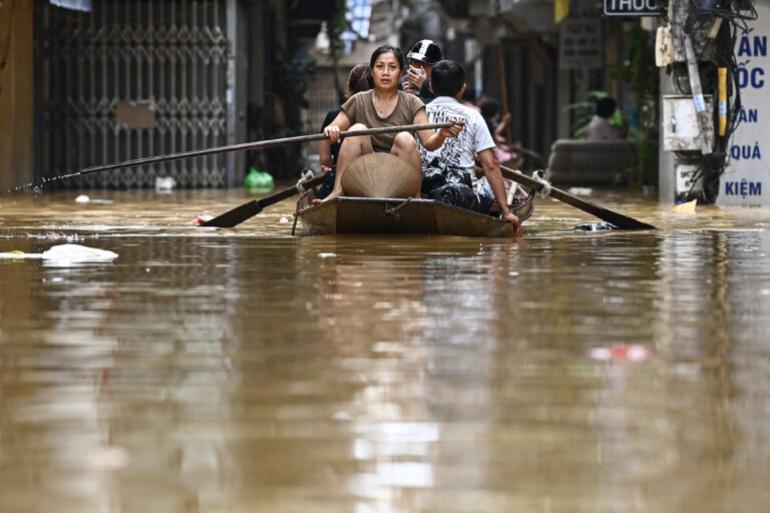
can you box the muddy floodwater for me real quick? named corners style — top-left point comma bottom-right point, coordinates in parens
top-left (1, 189), bottom-right (769, 513)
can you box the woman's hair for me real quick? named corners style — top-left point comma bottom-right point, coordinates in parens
top-left (348, 63), bottom-right (372, 95)
top-left (369, 45), bottom-right (404, 73)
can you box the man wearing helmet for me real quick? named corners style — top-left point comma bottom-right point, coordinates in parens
top-left (401, 39), bottom-right (442, 102)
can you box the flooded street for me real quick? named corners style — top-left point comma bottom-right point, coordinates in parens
top-left (1, 189), bottom-right (769, 513)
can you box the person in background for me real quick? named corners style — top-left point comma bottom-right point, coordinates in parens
top-left (461, 86), bottom-right (481, 113)
top-left (479, 97), bottom-right (519, 166)
top-left (316, 45), bottom-right (463, 204)
top-left (583, 97), bottom-right (623, 141)
top-left (316, 64), bottom-right (372, 199)
top-left (419, 59), bottom-right (522, 234)
top-left (400, 39), bottom-right (442, 103)
top-left (479, 98), bottom-right (512, 144)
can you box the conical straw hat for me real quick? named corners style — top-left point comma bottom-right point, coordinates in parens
top-left (341, 153), bottom-right (420, 198)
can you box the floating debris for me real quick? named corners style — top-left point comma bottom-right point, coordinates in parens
top-left (589, 344), bottom-right (651, 362)
top-left (155, 176), bottom-right (177, 193)
top-left (244, 168), bottom-right (275, 194)
top-left (673, 199), bottom-right (698, 213)
top-left (191, 214), bottom-right (215, 226)
top-left (568, 187), bottom-right (593, 196)
top-left (75, 194), bottom-right (114, 205)
top-left (0, 244), bottom-right (118, 263)
top-left (573, 222), bottom-right (617, 231)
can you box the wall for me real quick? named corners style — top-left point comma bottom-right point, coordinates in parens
top-left (0, 0), bottom-right (34, 192)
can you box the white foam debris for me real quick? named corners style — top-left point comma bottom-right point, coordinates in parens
top-left (74, 194), bottom-right (113, 205)
top-left (155, 176), bottom-right (177, 192)
top-left (42, 244), bottom-right (118, 262)
top-left (0, 244), bottom-right (118, 263)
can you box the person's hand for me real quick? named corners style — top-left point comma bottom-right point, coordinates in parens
top-left (324, 125), bottom-right (341, 144)
top-left (439, 119), bottom-right (464, 139)
top-left (407, 66), bottom-right (427, 89)
top-left (320, 165), bottom-right (334, 174)
top-left (502, 211), bottom-right (524, 236)
top-left (501, 113), bottom-right (512, 124)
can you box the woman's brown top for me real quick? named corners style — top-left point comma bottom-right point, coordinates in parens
top-left (341, 90), bottom-right (425, 152)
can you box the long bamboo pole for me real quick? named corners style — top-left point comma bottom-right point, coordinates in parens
top-left (55, 123), bottom-right (453, 181)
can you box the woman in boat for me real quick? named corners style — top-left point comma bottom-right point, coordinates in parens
top-left (316, 63), bottom-right (372, 199)
top-left (315, 45), bottom-right (463, 204)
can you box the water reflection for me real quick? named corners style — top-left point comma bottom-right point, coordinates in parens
top-left (1, 191), bottom-right (770, 512)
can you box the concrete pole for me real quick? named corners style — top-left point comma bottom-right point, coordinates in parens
top-left (226, 0), bottom-right (247, 188)
top-left (658, 66), bottom-right (676, 204)
top-left (658, 0), bottom-right (691, 203)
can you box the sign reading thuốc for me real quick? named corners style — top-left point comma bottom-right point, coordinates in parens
top-left (603, 0), bottom-right (664, 16)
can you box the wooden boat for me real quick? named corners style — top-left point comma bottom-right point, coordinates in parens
top-left (295, 196), bottom-right (514, 238)
top-left (293, 152), bottom-right (529, 238)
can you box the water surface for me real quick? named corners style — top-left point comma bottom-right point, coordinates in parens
top-left (1, 189), bottom-right (769, 513)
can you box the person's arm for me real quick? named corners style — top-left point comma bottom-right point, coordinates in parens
top-left (319, 111), bottom-right (335, 170)
top-left (494, 113), bottom-right (511, 139)
top-left (478, 148), bottom-right (522, 234)
top-left (323, 110), bottom-right (352, 144)
top-left (413, 109), bottom-right (463, 150)
top-left (319, 140), bottom-right (332, 170)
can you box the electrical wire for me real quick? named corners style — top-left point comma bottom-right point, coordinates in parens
top-left (675, 0), bottom-right (757, 202)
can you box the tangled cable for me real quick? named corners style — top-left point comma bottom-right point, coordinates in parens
top-left (672, 0), bottom-right (758, 202)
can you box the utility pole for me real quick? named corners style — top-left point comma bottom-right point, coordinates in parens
top-left (657, 0), bottom-right (759, 205)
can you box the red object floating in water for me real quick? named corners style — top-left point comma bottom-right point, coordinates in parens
top-left (191, 214), bottom-right (215, 226)
top-left (589, 344), bottom-right (651, 362)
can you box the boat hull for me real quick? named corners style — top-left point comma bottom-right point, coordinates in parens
top-left (296, 197), bottom-right (514, 238)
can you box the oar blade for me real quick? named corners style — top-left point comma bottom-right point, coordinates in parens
top-left (200, 200), bottom-right (263, 228)
top-left (499, 166), bottom-right (656, 231)
top-left (549, 189), bottom-right (657, 230)
top-left (200, 174), bottom-right (326, 228)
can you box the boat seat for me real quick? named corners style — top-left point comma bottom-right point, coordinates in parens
top-left (546, 139), bottom-right (638, 186)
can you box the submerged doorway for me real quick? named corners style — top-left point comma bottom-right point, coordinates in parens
top-left (35, 0), bottom-right (230, 188)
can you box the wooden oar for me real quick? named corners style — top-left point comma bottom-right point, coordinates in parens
top-left (199, 173), bottom-right (326, 228)
top-left (54, 122), bottom-right (451, 180)
top-left (499, 165), bottom-right (656, 230)
top-left (200, 122), bottom-right (452, 228)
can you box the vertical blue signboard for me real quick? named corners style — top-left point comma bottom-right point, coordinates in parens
top-left (719, 3), bottom-right (770, 207)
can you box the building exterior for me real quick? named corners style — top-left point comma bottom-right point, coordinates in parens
top-left (0, 0), bottom-right (34, 193)
top-left (465, 0), bottom-right (648, 165)
top-left (0, 0), bottom-right (333, 190)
